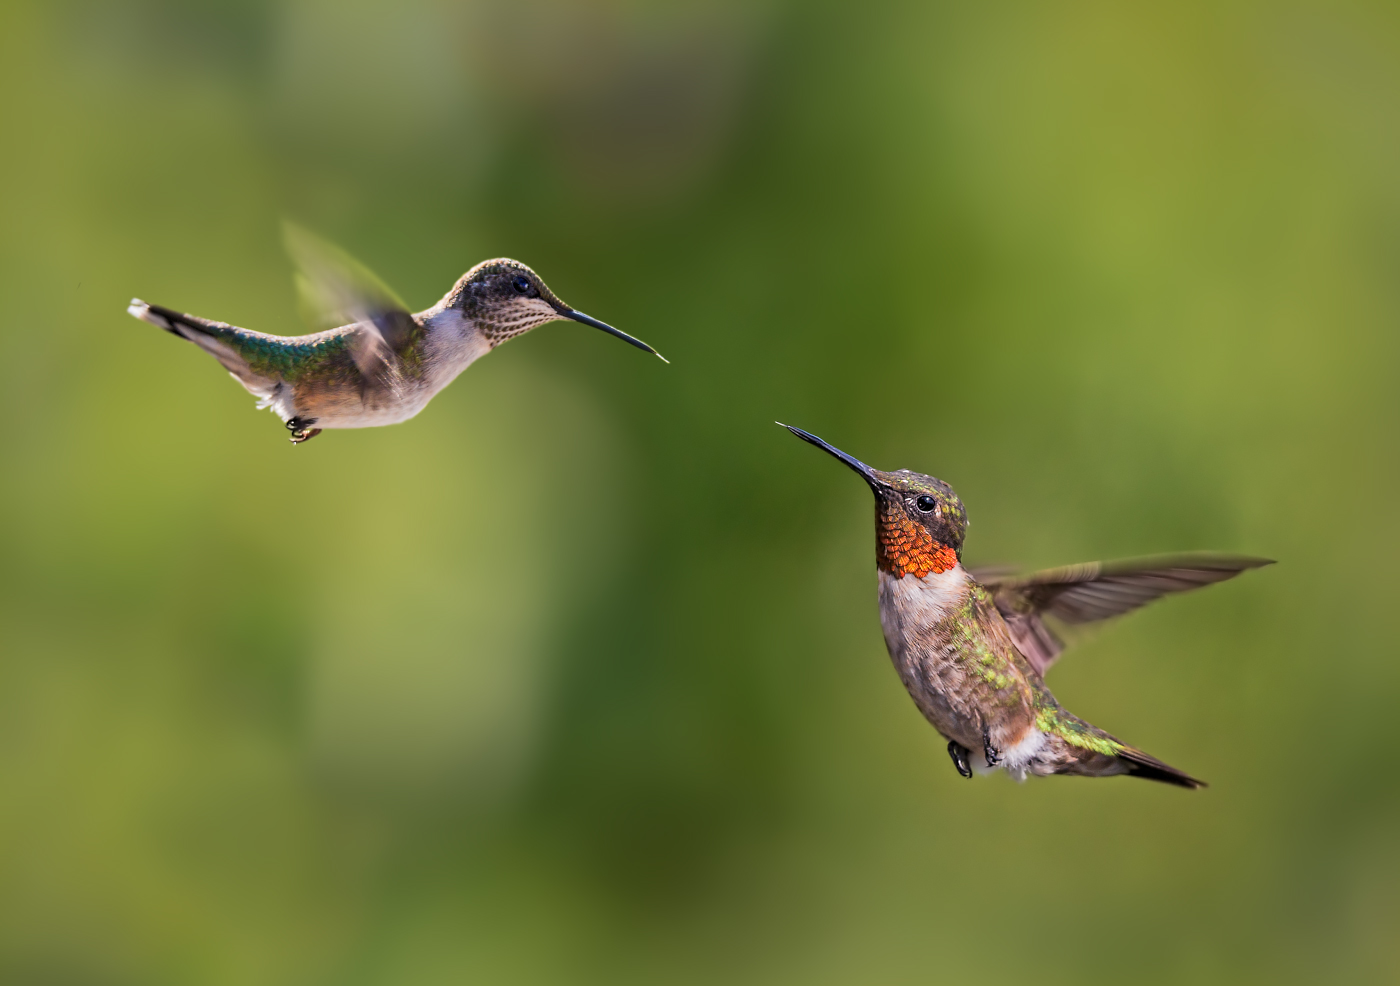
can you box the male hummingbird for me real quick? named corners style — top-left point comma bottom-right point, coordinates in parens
top-left (127, 226), bottom-right (664, 443)
top-left (783, 424), bottom-right (1272, 788)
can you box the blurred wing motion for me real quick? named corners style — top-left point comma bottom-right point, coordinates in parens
top-left (283, 221), bottom-right (417, 383)
top-left (979, 554), bottom-right (1274, 676)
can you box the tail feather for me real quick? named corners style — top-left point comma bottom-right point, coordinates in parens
top-left (127, 298), bottom-right (232, 342)
top-left (1117, 746), bottom-right (1206, 789)
top-left (126, 298), bottom-right (277, 398)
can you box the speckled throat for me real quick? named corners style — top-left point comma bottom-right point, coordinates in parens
top-left (450, 259), bottom-right (569, 346)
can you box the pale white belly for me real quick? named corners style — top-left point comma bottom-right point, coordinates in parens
top-left (262, 381), bottom-right (439, 429)
top-left (877, 565), bottom-right (981, 745)
top-left (307, 391), bottom-right (438, 429)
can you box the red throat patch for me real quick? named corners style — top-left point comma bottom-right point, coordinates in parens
top-left (876, 508), bottom-right (957, 578)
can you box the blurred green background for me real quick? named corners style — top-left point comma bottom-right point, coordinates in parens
top-left (1, 0), bottom-right (1397, 983)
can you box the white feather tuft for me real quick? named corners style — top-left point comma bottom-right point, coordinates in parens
top-left (998, 729), bottom-right (1048, 781)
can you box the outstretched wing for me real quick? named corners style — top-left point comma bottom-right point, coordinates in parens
top-left (980, 554), bottom-right (1274, 676)
top-left (282, 222), bottom-right (417, 382)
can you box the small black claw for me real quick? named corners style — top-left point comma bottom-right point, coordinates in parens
top-left (286, 416), bottom-right (321, 445)
top-left (982, 723), bottom-right (1002, 767)
top-left (947, 740), bottom-right (973, 779)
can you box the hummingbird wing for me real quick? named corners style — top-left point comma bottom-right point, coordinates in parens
top-left (980, 553), bottom-right (1274, 676)
top-left (282, 222), bottom-right (418, 385)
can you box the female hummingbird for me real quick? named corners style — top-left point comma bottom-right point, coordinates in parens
top-left (783, 424), bottom-right (1272, 788)
top-left (127, 226), bottom-right (664, 443)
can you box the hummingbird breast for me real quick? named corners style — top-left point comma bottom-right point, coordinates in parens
top-left (877, 566), bottom-right (1038, 756)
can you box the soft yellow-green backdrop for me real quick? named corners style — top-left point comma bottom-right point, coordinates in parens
top-left (1, 1), bottom-right (1396, 983)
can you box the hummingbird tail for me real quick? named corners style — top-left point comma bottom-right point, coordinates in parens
top-left (1116, 746), bottom-right (1207, 789)
top-left (126, 299), bottom-right (280, 401)
top-left (127, 299), bottom-right (223, 341)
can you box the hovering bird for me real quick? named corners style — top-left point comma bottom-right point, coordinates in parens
top-left (128, 226), bottom-right (664, 443)
top-left (782, 424), bottom-right (1272, 788)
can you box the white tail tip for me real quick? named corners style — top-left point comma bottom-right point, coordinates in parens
top-left (127, 299), bottom-right (174, 332)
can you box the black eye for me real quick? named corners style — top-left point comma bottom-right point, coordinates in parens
top-left (512, 274), bottom-right (532, 294)
top-left (915, 494), bottom-right (937, 513)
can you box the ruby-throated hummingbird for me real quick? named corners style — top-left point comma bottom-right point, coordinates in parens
top-left (782, 424), bottom-right (1272, 788)
top-left (127, 226), bottom-right (664, 443)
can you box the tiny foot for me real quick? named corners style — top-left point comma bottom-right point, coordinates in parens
top-left (286, 417), bottom-right (321, 444)
top-left (947, 740), bottom-right (973, 779)
top-left (982, 723), bottom-right (1002, 767)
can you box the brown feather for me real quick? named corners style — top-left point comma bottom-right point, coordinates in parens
top-left (1115, 746), bottom-right (1207, 789)
top-left (979, 553), bottom-right (1273, 675)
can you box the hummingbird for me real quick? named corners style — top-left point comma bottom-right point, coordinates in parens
top-left (127, 226), bottom-right (664, 443)
top-left (782, 424), bottom-right (1272, 788)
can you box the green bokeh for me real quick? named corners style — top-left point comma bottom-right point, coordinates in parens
top-left (1, 1), bottom-right (1397, 983)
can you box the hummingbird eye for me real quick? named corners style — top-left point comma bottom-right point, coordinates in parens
top-left (915, 494), bottom-right (937, 513)
top-left (512, 274), bottom-right (532, 295)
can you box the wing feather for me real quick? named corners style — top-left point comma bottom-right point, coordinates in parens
top-left (980, 553), bottom-right (1273, 675)
top-left (282, 222), bottom-right (415, 388)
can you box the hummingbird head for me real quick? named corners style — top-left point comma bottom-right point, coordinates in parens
top-left (449, 259), bottom-right (664, 359)
top-left (781, 424), bottom-right (968, 579)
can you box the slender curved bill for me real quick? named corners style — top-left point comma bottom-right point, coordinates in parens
top-left (777, 423), bottom-right (884, 492)
top-left (562, 308), bottom-right (668, 363)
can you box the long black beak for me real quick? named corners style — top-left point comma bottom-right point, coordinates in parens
top-left (560, 307), bottom-right (668, 363)
top-left (779, 423), bottom-right (884, 493)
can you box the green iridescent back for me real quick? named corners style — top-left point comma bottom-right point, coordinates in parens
top-left (202, 322), bottom-right (360, 382)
